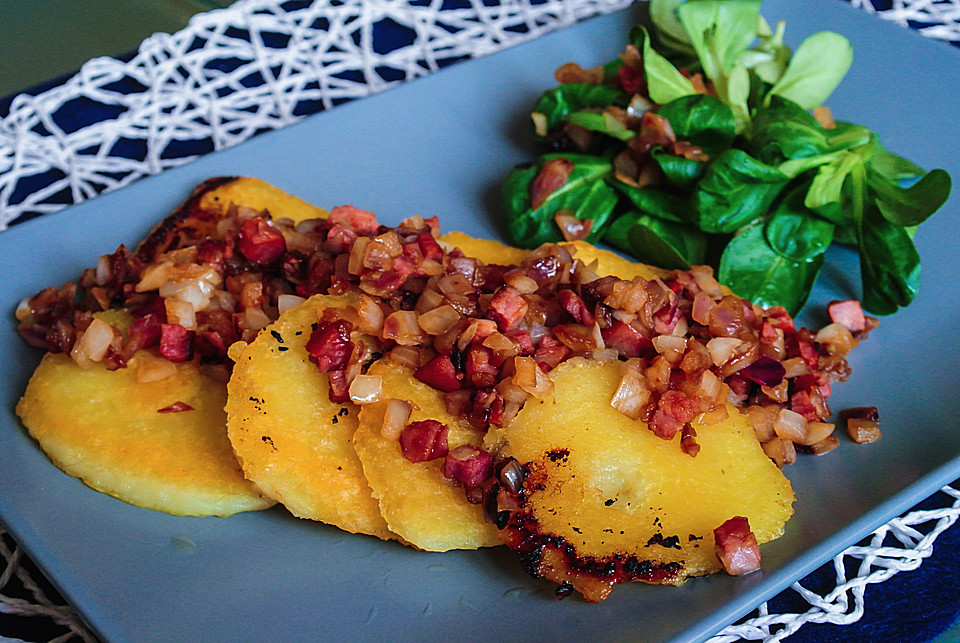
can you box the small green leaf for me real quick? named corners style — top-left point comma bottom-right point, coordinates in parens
top-left (767, 31), bottom-right (853, 109)
top-left (651, 148), bottom-right (707, 190)
top-left (867, 142), bottom-right (925, 181)
top-left (531, 83), bottom-right (628, 136)
top-left (749, 96), bottom-right (830, 163)
top-left (638, 26), bottom-right (698, 105)
top-left (726, 61), bottom-right (752, 132)
top-left (856, 203), bottom-right (922, 314)
top-left (657, 94), bottom-right (736, 157)
top-left (718, 223), bottom-right (823, 316)
top-left (676, 0), bottom-right (763, 83)
top-left (612, 182), bottom-right (695, 224)
top-left (565, 111), bottom-right (635, 141)
top-left (746, 18), bottom-right (790, 84)
top-left (764, 185), bottom-right (835, 262)
top-left (869, 167), bottom-right (951, 227)
top-left (804, 150), bottom-right (861, 213)
top-left (696, 149), bottom-right (789, 233)
top-left (627, 215), bottom-right (708, 269)
top-left (501, 154), bottom-right (619, 248)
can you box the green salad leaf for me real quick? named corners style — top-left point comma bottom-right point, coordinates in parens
top-left (501, 0), bottom-right (951, 315)
top-left (501, 154), bottom-right (619, 247)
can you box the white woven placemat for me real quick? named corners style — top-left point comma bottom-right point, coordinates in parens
top-left (2, 0), bottom-right (960, 641)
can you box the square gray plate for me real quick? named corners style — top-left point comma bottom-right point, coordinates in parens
top-left (2, 1), bottom-right (959, 641)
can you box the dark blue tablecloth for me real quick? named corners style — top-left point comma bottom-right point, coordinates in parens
top-left (2, 0), bottom-right (959, 641)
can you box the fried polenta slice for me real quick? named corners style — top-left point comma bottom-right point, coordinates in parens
top-left (16, 352), bottom-right (273, 516)
top-left (353, 359), bottom-right (500, 551)
top-left (562, 240), bottom-right (667, 281)
top-left (438, 231), bottom-right (529, 266)
top-left (437, 231), bottom-right (668, 281)
top-left (136, 176), bottom-right (327, 261)
top-left (497, 358), bottom-right (794, 601)
top-left (226, 293), bottom-right (393, 539)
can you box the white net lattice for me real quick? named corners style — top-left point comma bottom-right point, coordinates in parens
top-left (2, 0), bottom-right (960, 641)
top-left (0, 0), bottom-right (633, 230)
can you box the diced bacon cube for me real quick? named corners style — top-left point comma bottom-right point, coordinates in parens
top-left (601, 321), bottom-right (653, 359)
top-left (195, 330), bottom-right (228, 359)
top-left (414, 355), bottom-right (462, 392)
top-left (305, 320), bottom-right (354, 372)
top-left (328, 205), bottom-right (380, 235)
top-left (327, 369), bottom-right (350, 404)
top-left (764, 306), bottom-right (796, 335)
top-left (534, 334), bottom-right (570, 372)
top-left (530, 157), bottom-right (574, 210)
top-left (125, 314), bottom-right (163, 357)
top-left (443, 445), bottom-right (495, 487)
top-left (828, 300), bottom-right (866, 333)
top-left (470, 388), bottom-right (505, 427)
top-left (417, 232), bottom-right (444, 261)
top-left (617, 63), bottom-right (644, 95)
top-left (487, 286), bottom-right (528, 332)
top-left (504, 329), bottom-right (535, 356)
top-left (466, 345), bottom-right (500, 388)
top-left (237, 218), bottom-right (287, 265)
top-left (649, 390), bottom-right (699, 440)
top-left (557, 289), bottom-right (595, 326)
top-left (159, 324), bottom-right (195, 362)
top-left (714, 516), bottom-right (761, 576)
top-left (323, 223), bottom-right (358, 254)
top-left (400, 420), bottom-right (449, 463)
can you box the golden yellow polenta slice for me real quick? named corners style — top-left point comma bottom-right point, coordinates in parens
top-left (497, 357), bottom-right (794, 600)
top-left (137, 176), bottom-right (327, 261)
top-left (226, 293), bottom-right (393, 539)
top-left (16, 352), bottom-right (273, 516)
top-left (562, 240), bottom-right (667, 281)
top-left (353, 359), bottom-right (500, 551)
top-left (437, 231), bottom-right (668, 282)
top-left (438, 231), bottom-right (529, 266)
top-left (196, 176), bottom-right (329, 223)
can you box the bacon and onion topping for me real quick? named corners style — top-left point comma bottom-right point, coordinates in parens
top-left (16, 191), bottom-right (876, 504)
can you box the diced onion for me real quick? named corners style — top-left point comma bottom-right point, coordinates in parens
top-left (690, 265), bottom-right (724, 298)
top-left (504, 270), bottom-right (540, 294)
top-left (382, 310), bottom-right (426, 346)
top-left (134, 353), bottom-right (178, 383)
top-left (381, 399), bottom-right (411, 440)
top-left (774, 408), bottom-right (808, 443)
top-left (242, 307), bottom-right (271, 332)
top-left (95, 255), bottom-right (112, 286)
top-left (15, 298), bottom-right (31, 322)
top-left (652, 335), bottom-right (686, 363)
top-left (610, 372), bottom-right (650, 420)
top-left (801, 421), bottom-right (835, 446)
top-left (512, 356), bottom-right (554, 399)
top-left (816, 322), bottom-right (859, 357)
top-left (746, 405), bottom-right (779, 442)
top-left (531, 112), bottom-right (548, 137)
top-left (277, 294), bottom-right (306, 315)
top-left (388, 345), bottom-right (428, 369)
top-left (348, 237), bottom-right (371, 275)
top-left (706, 337), bottom-right (742, 366)
top-left (418, 305), bottom-right (461, 335)
top-left (781, 357), bottom-right (810, 378)
top-left (135, 261), bottom-right (175, 292)
top-left (349, 374), bottom-right (383, 405)
top-left (761, 437), bottom-right (797, 468)
top-left (71, 318), bottom-right (115, 366)
top-left (165, 299), bottom-right (197, 330)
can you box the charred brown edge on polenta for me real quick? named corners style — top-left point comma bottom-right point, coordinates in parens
top-left (134, 176), bottom-right (239, 262)
top-left (489, 452), bottom-right (686, 599)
